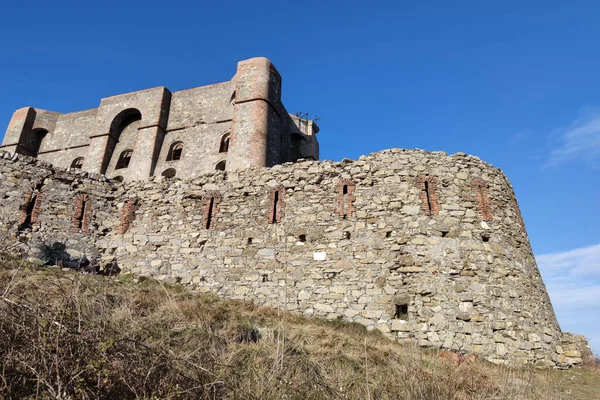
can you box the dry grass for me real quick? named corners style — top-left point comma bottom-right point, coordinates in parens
top-left (0, 254), bottom-right (598, 399)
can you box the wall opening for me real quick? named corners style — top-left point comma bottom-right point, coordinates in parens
top-left (206, 198), bottom-right (215, 229)
top-left (299, 234), bottom-right (306, 242)
top-left (394, 304), bottom-right (409, 320)
top-left (112, 176), bottom-right (124, 182)
top-left (386, 231), bottom-right (392, 238)
top-left (268, 186), bottom-right (285, 224)
top-left (219, 133), bottom-right (230, 153)
top-left (161, 168), bottom-right (177, 179)
top-left (203, 191), bottom-right (221, 229)
top-left (344, 231), bottom-right (351, 239)
top-left (424, 181), bottom-right (433, 215)
top-left (247, 238), bottom-right (253, 244)
top-left (116, 150), bottom-right (133, 169)
top-left (215, 160), bottom-right (226, 171)
top-left (167, 141), bottom-right (184, 161)
top-left (18, 183), bottom-right (44, 229)
top-left (70, 157), bottom-right (84, 169)
top-left (417, 176), bottom-right (440, 216)
top-left (272, 191), bottom-right (279, 224)
top-left (337, 179), bottom-right (356, 219)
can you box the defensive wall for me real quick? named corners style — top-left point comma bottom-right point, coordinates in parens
top-left (0, 148), bottom-right (592, 367)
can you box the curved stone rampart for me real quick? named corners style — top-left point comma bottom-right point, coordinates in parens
top-left (0, 148), bottom-right (588, 366)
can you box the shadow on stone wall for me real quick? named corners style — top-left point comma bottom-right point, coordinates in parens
top-left (26, 240), bottom-right (120, 276)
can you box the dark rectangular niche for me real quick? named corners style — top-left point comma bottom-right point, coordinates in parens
top-left (394, 304), bottom-right (409, 320)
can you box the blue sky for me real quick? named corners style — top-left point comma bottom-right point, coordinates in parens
top-left (1, 1), bottom-right (598, 355)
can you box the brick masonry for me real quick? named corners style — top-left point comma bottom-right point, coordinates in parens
top-left (0, 148), bottom-right (592, 368)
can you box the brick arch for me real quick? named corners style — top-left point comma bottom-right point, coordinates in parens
top-left (471, 178), bottom-right (493, 221)
top-left (71, 193), bottom-right (93, 233)
top-left (417, 176), bottom-right (440, 216)
top-left (118, 198), bottom-right (140, 234)
top-left (203, 190), bottom-right (222, 229)
top-left (267, 185), bottom-right (285, 224)
top-left (336, 178), bottom-right (356, 219)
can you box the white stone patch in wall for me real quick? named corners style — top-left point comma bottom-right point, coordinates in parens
top-left (313, 251), bottom-right (327, 261)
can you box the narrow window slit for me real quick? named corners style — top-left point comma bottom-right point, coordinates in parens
top-left (337, 179), bottom-right (355, 219)
top-left (77, 199), bottom-right (88, 230)
top-left (203, 191), bottom-right (221, 230)
top-left (424, 180), bottom-right (433, 215)
top-left (272, 190), bottom-right (279, 224)
top-left (206, 197), bottom-right (215, 229)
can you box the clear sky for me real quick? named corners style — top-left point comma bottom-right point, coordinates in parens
top-left (1, 1), bottom-right (598, 355)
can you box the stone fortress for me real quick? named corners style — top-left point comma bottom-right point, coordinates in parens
top-left (0, 57), bottom-right (592, 367)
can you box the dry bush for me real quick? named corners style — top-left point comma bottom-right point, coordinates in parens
top-left (0, 254), bottom-right (596, 399)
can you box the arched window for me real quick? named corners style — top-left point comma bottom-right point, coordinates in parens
top-left (70, 157), bottom-right (85, 169)
top-left (167, 141), bottom-right (184, 161)
top-left (161, 168), bottom-right (177, 179)
top-left (112, 176), bottom-right (124, 182)
top-left (219, 133), bottom-right (230, 153)
top-left (215, 160), bottom-right (226, 171)
top-left (116, 150), bottom-right (133, 169)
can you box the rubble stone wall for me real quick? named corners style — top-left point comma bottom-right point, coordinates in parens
top-left (0, 149), bottom-right (591, 367)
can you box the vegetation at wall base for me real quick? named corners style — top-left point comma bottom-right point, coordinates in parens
top-left (0, 253), bottom-right (598, 400)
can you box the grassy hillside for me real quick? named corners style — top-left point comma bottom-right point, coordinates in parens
top-left (0, 254), bottom-right (598, 399)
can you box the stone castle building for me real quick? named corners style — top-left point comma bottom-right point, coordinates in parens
top-left (1, 57), bottom-right (319, 181)
top-left (0, 58), bottom-right (592, 367)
